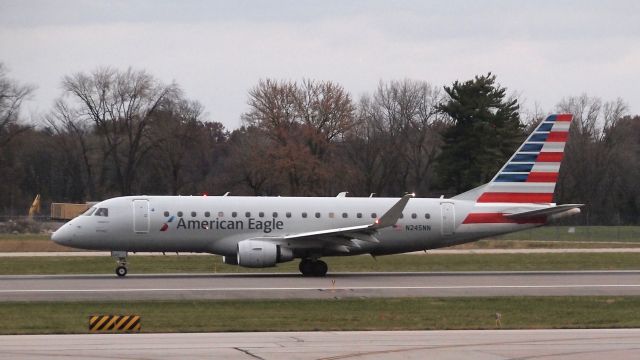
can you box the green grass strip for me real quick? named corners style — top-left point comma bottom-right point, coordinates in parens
top-left (1, 297), bottom-right (639, 334)
top-left (1, 253), bottom-right (640, 275)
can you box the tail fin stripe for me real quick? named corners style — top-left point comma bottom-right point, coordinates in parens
top-left (526, 172), bottom-right (558, 182)
top-left (489, 183), bottom-right (555, 192)
top-left (477, 192), bottom-right (553, 203)
top-left (462, 212), bottom-right (546, 224)
top-left (538, 123), bottom-right (554, 131)
top-left (495, 174), bottom-right (528, 182)
top-left (546, 131), bottom-right (568, 142)
top-left (530, 133), bottom-right (549, 142)
top-left (521, 143), bottom-right (544, 152)
top-left (545, 114), bottom-right (572, 122)
top-left (551, 122), bottom-right (571, 131)
top-left (504, 163), bottom-right (534, 172)
top-left (531, 163), bottom-right (560, 172)
top-left (536, 152), bottom-right (563, 162)
top-left (513, 153), bottom-right (539, 162)
top-left (541, 142), bottom-right (565, 151)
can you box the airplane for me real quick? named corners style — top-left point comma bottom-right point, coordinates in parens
top-left (52, 113), bottom-right (582, 277)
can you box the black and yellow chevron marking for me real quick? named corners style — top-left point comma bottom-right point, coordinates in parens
top-left (89, 315), bottom-right (141, 332)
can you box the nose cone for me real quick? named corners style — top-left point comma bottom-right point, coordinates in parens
top-left (51, 224), bottom-right (72, 245)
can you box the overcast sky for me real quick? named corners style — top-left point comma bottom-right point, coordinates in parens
top-left (1, 0), bottom-right (639, 129)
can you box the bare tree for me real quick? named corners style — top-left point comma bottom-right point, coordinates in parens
top-left (0, 63), bottom-right (35, 150)
top-left (556, 95), bottom-right (629, 223)
top-left (45, 100), bottom-right (99, 199)
top-left (241, 78), bottom-right (357, 195)
top-left (148, 98), bottom-right (206, 195)
top-left (346, 80), bottom-right (445, 196)
top-left (61, 67), bottom-right (179, 195)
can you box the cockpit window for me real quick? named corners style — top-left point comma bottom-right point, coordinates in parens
top-left (82, 207), bottom-right (96, 216)
top-left (95, 208), bottom-right (109, 217)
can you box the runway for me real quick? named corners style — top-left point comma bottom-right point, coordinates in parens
top-left (1, 270), bottom-right (640, 301)
top-left (1, 329), bottom-right (639, 359)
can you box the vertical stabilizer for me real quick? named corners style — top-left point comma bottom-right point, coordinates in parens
top-left (454, 114), bottom-right (574, 204)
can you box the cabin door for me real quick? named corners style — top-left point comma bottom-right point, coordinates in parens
top-left (440, 202), bottom-right (455, 235)
top-left (133, 199), bottom-right (150, 233)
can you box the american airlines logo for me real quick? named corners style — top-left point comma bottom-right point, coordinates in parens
top-left (160, 215), bottom-right (175, 232)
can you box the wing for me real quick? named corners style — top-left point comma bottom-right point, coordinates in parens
top-left (250, 194), bottom-right (413, 253)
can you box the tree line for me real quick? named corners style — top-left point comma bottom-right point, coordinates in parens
top-left (1, 63), bottom-right (638, 224)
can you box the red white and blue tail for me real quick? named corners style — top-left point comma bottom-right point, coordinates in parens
top-left (456, 113), bottom-right (573, 204)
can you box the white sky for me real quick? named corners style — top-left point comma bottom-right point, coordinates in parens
top-left (1, 0), bottom-right (639, 129)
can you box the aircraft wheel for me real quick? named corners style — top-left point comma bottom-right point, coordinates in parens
top-left (299, 259), bottom-right (314, 276)
top-left (312, 260), bottom-right (328, 277)
top-left (115, 266), bottom-right (128, 277)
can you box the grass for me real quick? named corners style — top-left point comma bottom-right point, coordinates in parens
top-left (0, 234), bottom-right (51, 241)
top-left (1, 297), bottom-right (639, 334)
top-left (2, 252), bottom-right (640, 275)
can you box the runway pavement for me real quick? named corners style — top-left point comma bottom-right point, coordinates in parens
top-left (1, 270), bottom-right (640, 301)
top-left (1, 329), bottom-right (640, 359)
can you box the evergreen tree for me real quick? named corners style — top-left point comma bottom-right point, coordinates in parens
top-left (436, 73), bottom-right (523, 194)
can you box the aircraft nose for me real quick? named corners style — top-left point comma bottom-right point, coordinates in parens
top-left (51, 225), bottom-right (72, 245)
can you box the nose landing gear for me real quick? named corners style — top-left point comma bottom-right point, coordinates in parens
top-left (112, 251), bottom-right (128, 277)
top-left (115, 265), bottom-right (127, 277)
top-left (299, 258), bottom-right (328, 277)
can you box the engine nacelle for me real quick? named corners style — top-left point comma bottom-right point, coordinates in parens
top-left (236, 240), bottom-right (294, 268)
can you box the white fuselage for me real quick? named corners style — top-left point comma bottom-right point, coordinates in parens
top-left (52, 195), bottom-right (543, 258)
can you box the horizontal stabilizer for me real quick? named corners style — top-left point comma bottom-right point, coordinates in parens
top-left (505, 204), bottom-right (583, 219)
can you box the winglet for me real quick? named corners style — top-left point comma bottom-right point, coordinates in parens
top-left (372, 193), bottom-right (414, 229)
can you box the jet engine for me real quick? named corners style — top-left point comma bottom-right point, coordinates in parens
top-left (236, 240), bottom-right (294, 268)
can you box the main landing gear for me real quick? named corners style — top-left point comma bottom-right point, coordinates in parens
top-left (299, 258), bottom-right (328, 277)
top-left (112, 251), bottom-right (128, 277)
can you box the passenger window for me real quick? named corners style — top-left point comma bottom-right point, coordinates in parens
top-left (82, 207), bottom-right (96, 216)
top-left (400, 213), bottom-right (404, 219)
top-left (259, 212), bottom-right (264, 218)
top-left (286, 212), bottom-right (292, 218)
top-left (315, 212), bottom-right (321, 218)
top-left (204, 211), bottom-right (210, 218)
top-left (95, 208), bottom-right (109, 217)
top-left (425, 213), bottom-right (430, 219)
top-left (218, 211), bottom-right (224, 217)
top-left (245, 212), bottom-right (251, 218)
top-left (302, 212), bottom-right (308, 218)
top-left (357, 213), bottom-right (362, 219)
top-left (329, 212), bottom-right (335, 219)
top-left (371, 213), bottom-right (377, 218)
top-left (412, 213), bottom-right (417, 219)
top-left (191, 211), bottom-right (197, 217)
top-left (272, 212), bottom-right (278, 218)
top-left (342, 213), bottom-right (348, 218)
top-left (163, 211), bottom-right (170, 217)
top-left (177, 211), bottom-right (183, 217)
top-left (231, 212), bottom-right (237, 218)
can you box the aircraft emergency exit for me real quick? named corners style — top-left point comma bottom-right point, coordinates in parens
top-left (52, 114), bottom-right (582, 277)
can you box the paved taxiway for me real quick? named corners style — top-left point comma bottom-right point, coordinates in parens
top-left (2, 329), bottom-right (640, 359)
top-left (1, 270), bottom-right (639, 301)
